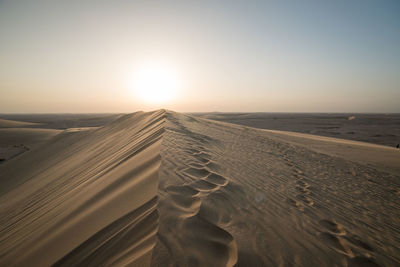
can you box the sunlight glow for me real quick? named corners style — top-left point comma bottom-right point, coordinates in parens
top-left (132, 63), bottom-right (180, 104)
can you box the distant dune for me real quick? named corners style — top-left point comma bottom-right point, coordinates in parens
top-left (195, 112), bottom-right (400, 148)
top-left (0, 118), bottom-right (41, 128)
top-left (1, 110), bottom-right (399, 266)
top-left (0, 128), bottom-right (62, 148)
top-left (0, 114), bottom-right (122, 130)
top-left (0, 128), bottom-right (62, 162)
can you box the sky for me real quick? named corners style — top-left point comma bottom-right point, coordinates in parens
top-left (0, 0), bottom-right (399, 113)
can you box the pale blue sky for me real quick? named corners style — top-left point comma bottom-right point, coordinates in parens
top-left (0, 0), bottom-right (399, 112)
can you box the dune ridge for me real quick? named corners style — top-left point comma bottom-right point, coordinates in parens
top-left (1, 110), bottom-right (399, 266)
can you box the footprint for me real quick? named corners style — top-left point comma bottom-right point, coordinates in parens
top-left (188, 162), bottom-right (207, 169)
top-left (195, 157), bottom-right (210, 164)
top-left (181, 215), bottom-right (238, 266)
top-left (166, 185), bottom-right (200, 197)
top-left (287, 198), bottom-right (305, 211)
top-left (194, 145), bottom-right (206, 151)
top-left (293, 173), bottom-right (301, 179)
top-left (293, 175), bottom-right (314, 207)
top-left (319, 220), bottom-right (346, 235)
top-left (295, 186), bottom-right (310, 194)
top-left (295, 169), bottom-right (303, 174)
top-left (296, 180), bottom-right (310, 188)
top-left (185, 148), bottom-right (200, 154)
top-left (193, 151), bottom-right (212, 160)
top-left (205, 160), bottom-right (220, 171)
top-left (296, 194), bottom-right (314, 206)
top-left (344, 235), bottom-right (374, 252)
top-left (205, 173), bottom-right (228, 186)
top-left (170, 194), bottom-right (202, 211)
top-left (191, 179), bottom-right (219, 192)
top-left (184, 167), bottom-right (210, 178)
top-left (286, 162), bottom-right (294, 168)
top-left (319, 232), bottom-right (353, 256)
top-left (198, 198), bottom-right (232, 226)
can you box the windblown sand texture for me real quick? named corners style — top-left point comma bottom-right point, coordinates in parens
top-left (1, 110), bottom-right (399, 266)
top-left (0, 111), bottom-right (164, 266)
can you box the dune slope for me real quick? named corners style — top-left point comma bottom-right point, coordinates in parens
top-left (0, 128), bottom-right (62, 162)
top-left (152, 111), bottom-right (400, 267)
top-left (0, 110), bottom-right (165, 266)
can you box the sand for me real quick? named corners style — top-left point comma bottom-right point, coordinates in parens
top-left (0, 114), bottom-right (121, 130)
top-left (0, 118), bottom-right (41, 128)
top-left (1, 110), bottom-right (399, 266)
top-left (0, 111), bottom-right (164, 266)
top-left (0, 114), bottom-right (120, 162)
top-left (0, 127), bottom-right (62, 162)
top-left (195, 112), bottom-right (400, 148)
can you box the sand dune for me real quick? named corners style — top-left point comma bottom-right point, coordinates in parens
top-left (0, 114), bottom-right (121, 130)
top-left (0, 128), bottom-right (62, 148)
top-left (0, 127), bottom-right (62, 163)
top-left (0, 118), bottom-right (41, 128)
top-left (262, 129), bottom-right (400, 176)
top-left (0, 110), bottom-right (165, 266)
top-left (153, 111), bottom-right (400, 266)
top-left (1, 110), bottom-right (399, 266)
top-left (195, 113), bottom-right (400, 147)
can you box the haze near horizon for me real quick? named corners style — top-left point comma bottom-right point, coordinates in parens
top-left (1, 0), bottom-right (399, 113)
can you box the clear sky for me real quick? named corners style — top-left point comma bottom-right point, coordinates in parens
top-left (1, 0), bottom-right (399, 113)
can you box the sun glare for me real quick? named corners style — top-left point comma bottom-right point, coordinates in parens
top-left (132, 63), bottom-right (179, 104)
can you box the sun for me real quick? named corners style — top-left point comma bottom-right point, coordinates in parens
top-left (132, 63), bottom-right (179, 104)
